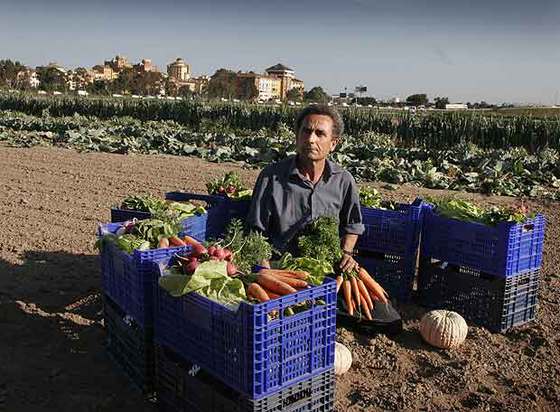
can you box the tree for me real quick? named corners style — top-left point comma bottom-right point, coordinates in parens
top-left (178, 85), bottom-right (194, 98)
top-left (87, 79), bottom-right (111, 95)
top-left (237, 77), bottom-right (259, 100)
top-left (355, 96), bottom-right (377, 106)
top-left (434, 96), bottom-right (449, 109)
top-left (36, 66), bottom-right (67, 92)
top-left (406, 93), bottom-right (428, 106)
top-left (0, 59), bottom-right (27, 89)
top-left (304, 86), bottom-right (330, 103)
top-left (286, 87), bottom-right (303, 101)
top-left (207, 68), bottom-right (237, 99)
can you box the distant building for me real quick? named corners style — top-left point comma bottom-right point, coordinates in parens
top-left (92, 64), bottom-right (116, 81)
top-left (16, 69), bottom-right (40, 88)
top-left (236, 72), bottom-right (281, 101)
top-left (170, 75), bottom-right (210, 95)
top-left (104, 55), bottom-right (132, 72)
top-left (264, 63), bottom-right (304, 100)
top-left (167, 58), bottom-right (191, 81)
top-left (135, 59), bottom-right (157, 73)
top-left (445, 103), bottom-right (468, 110)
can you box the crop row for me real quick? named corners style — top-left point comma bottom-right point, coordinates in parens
top-left (1, 93), bottom-right (560, 150)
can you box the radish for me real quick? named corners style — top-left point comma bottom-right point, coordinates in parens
top-left (214, 248), bottom-right (226, 260)
top-left (207, 246), bottom-right (217, 256)
top-left (191, 242), bottom-right (207, 257)
top-left (226, 261), bottom-right (237, 276)
top-left (184, 257), bottom-right (199, 274)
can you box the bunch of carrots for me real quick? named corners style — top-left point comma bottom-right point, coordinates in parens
top-left (246, 268), bottom-right (310, 302)
top-left (335, 267), bottom-right (388, 320)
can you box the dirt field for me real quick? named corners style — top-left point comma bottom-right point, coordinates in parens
top-left (1, 145), bottom-right (558, 412)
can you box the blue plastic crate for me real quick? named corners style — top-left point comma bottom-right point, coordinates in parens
top-left (154, 260), bottom-right (337, 399)
top-left (421, 208), bottom-right (546, 277)
top-left (417, 257), bottom-right (540, 333)
top-left (355, 251), bottom-right (416, 302)
top-left (156, 344), bottom-right (335, 412)
top-left (97, 222), bottom-right (191, 327)
top-left (357, 198), bottom-right (425, 258)
top-left (165, 192), bottom-right (251, 239)
top-left (110, 208), bottom-right (151, 223)
top-left (110, 208), bottom-right (208, 241)
top-left (103, 294), bottom-right (155, 394)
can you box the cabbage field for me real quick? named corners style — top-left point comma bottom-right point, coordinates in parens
top-left (1, 93), bottom-right (560, 199)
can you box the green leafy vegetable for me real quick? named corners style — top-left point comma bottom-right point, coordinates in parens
top-left (429, 197), bottom-right (535, 225)
top-left (158, 260), bottom-right (247, 306)
top-left (222, 219), bottom-right (273, 274)
top-left (296, 216), bottom-right (342, 267)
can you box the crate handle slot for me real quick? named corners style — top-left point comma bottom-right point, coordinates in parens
top-left (522, 224), bottom-right (534, 232)
top-left (282, 387), bottom-right (312, 407)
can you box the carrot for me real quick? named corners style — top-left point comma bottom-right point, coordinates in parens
top-left (358, 268), bottom-right (388, 304)
top-left (169, 236), bottom-right (186, 247)
top-left (247, 283), bottom-right (270, 303)
top-left (357, 279), bottom-right (374, 311)
top-left (182, 235), bottom-right (201, 247)
top-left (263, 290), bottom-right (281, 299)
top-left (335, 275), bottom-right (343, 293)
top-left (350, 277), bottom-right (361, 310)
top-left (359, 290), bottom-right (373, 320)
top-left (342, 280), bottom-right (353, 316)
top-left (257, 273), bottom-right (297, 295)
top-left (158, 237), bottom-right (170, 248)
top-left (268, 274), bottom-right (308, 289)
top-left (260, 269), bottom-right (308, 280)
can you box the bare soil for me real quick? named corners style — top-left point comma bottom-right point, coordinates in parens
top-left (0, 146), bottom-right (558, 412)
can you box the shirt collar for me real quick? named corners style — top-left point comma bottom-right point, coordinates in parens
top-left (287, 155), bottom-right (343, 182)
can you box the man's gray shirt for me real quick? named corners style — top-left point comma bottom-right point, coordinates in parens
top-left (247, 155), bottom-right (365, 253)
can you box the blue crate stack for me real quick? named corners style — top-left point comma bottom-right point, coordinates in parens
top-left (355, 197), bottom-right (426, 302)
top-left (153, 257), bottom-right (337, 404)
top-left (418, 206), bottom-right (546, 332)
top-left (98, 221), bottom-right (199, 393)
top-left (100, 192), bottom-right (337, 410)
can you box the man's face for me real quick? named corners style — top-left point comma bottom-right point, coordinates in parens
top-left (296, 114), bottom-right (338, 162)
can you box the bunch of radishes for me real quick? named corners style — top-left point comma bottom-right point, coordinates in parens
top-left (177, 236), bottom-right (237, 276)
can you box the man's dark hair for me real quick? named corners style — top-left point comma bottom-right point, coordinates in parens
top-left (295, 104), bottom-right (344, 139)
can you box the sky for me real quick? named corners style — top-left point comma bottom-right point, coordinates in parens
top-left (1, 0), bottom-right (559, 104)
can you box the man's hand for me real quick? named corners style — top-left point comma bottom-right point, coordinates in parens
top-left (339, 253), bottom-right (360, 273)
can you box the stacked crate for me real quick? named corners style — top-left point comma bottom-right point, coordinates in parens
top-left (153, 256), bottom-right (337, 411)
top-left (98, 220), bottom-right (202, 392)
top-left (355, 198), bottom-right (426, 302)
top-left (418, 207), bottom-right (546, 332)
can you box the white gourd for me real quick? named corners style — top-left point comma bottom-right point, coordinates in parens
top-left (334, 342), bottom-right (352, 375)
top-left (420, 310), bottom-right (468, 349)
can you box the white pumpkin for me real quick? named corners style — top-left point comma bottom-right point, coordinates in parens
top-left (334, 342), bottom-right (352, 375)
top-left (419, 310), bottom-right (468, 349)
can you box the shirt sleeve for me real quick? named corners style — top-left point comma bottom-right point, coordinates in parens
top-left (247, 169), bottom-right (271, 233)
top-left (339, 172), bottom-right (365, 235)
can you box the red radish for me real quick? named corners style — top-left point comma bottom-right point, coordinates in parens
top-left (214, 248), bottom-right (226, 260)
top-left (207, 246), bottom-right (217, 256)
top-left (191, 243), bottom-right (207, 257)
top-left (223, 249), bottom-right (233, 261)
top-left (184, 257), bottom-right (199, 274)
top-left (226, 261), bottom-right (237, 276)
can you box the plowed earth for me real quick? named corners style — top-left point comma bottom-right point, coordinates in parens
top-left (1, 146), bottom-right (558, 411)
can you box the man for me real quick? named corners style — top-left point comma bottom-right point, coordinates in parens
top-left (247, 105), bottom-right (364, 273)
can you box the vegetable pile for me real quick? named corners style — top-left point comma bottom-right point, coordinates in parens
top-left (118, 194), bottom-right (206, 220)
top-left (359, 187), bottom-right (396, 210)
top-left (293, 215), bottom-right (389, 320)
top-left (206, 172), bottom-right (252, 200)
top-left (429, 197), bottom-right (536, 225)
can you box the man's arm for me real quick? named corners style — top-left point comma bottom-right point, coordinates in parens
top-left (246, 170), bottom-right (271, 233)
top-left (338, 173), bottom-right (364, 273)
